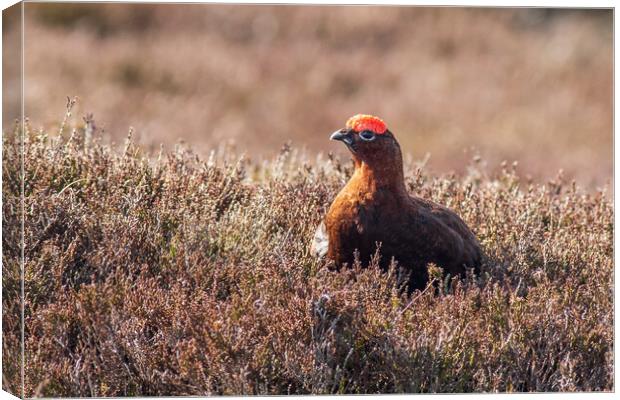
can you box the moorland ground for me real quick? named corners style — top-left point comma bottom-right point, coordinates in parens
top-left (2, 4), bottom-right (613, 397)
top-left (2, 119), bottom-right (613, 396)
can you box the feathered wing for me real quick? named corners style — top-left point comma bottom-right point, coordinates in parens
top-left (311, 221), bottom-right (329, 259)
top-left (412, 197), bottom-right (482, 274)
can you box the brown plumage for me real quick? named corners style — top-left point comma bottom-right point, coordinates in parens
top-left (312, 115), bottom-right (481, 292)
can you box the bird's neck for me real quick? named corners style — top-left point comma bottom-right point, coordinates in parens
top-left (350, 158), bottom-right (407, 196)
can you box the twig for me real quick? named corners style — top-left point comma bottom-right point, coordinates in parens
top-left (59, 96), bottom-right (78, 136)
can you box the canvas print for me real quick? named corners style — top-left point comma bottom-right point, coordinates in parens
top-left (2, 3), bottom-right (613, 396)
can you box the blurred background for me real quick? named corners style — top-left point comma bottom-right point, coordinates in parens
top-left (4, 4), bottom-right (613, 188)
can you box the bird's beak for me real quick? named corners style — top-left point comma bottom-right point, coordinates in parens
top-left (330, 129), bottom-right (354, 146)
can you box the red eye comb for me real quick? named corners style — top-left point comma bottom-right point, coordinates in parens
top-left (345, 114), bottom-right (387, 134)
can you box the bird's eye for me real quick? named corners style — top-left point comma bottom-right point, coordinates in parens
top-left (359, 130), bottom-right (376, 141)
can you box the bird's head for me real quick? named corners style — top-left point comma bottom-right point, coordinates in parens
top-left (330, 114), bottom-right (402, 168)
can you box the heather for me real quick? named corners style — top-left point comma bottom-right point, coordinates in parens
top-left (2, 120), bottom-right (613, 396)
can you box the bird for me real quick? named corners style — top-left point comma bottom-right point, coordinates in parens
top-left (312, 114), bottom-right (481, 292)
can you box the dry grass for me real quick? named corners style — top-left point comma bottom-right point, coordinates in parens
top-left (3, 5), bottom-right (612, 187)
top-left (2, 112), bottom-right (613, 396)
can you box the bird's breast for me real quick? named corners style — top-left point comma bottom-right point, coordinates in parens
top-left (326, 189), bottom-right (400, 248)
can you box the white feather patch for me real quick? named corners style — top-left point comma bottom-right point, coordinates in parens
top-left (311, 221), bottom-right (329, 259)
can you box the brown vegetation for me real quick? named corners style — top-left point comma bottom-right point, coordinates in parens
top-left (2, 113), bottom-right (613, 395)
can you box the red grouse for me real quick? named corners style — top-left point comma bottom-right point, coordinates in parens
top-left (312, 114), bottom-right (481, 292)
